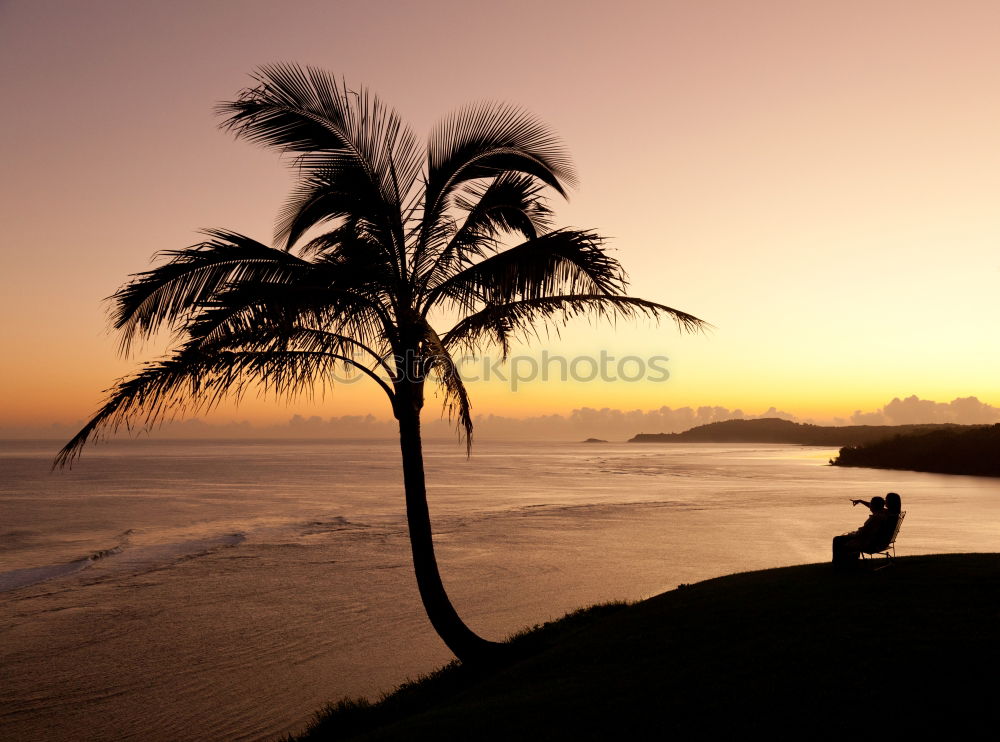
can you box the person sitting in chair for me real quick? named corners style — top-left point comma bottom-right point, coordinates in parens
top-left (869, 492), bottom-right (902, 549)
top-left (833, 495), bottom-right (890, 568)
top-left (885, 491), bottom-right (902, 517)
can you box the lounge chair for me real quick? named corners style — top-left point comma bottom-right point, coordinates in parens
top-left (860, 511), bottom-right (906, 563)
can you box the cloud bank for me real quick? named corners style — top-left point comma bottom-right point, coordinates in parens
top-left (847, 395), bottom-right (1000, 426)
top-left (6, 395), bottom-right (997, 443)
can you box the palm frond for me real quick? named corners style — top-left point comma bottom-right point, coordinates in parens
top-left (452, 173), bottom-right (553, 238)
top-left (296, 223), bottom-right (361, 258)
top-left (421, 229), bottom-right (626, 315)
top-left (414, 173), bottom-right (553, 289)
top-left (426, 101), bottom-right (577, 197)
top-left (420, 323), bottom-right (473, 453)
top-left (191, 313), bottom-right (395, 384)
top-left (218, 64), bottom-right (421, 260)
top-left (275, 167), bottom-right (381, 250)
top-left (418, 102), bottom-right (576, 266)
top-left (54, 341), bottom-right (395, 468)
top-left (111, 229), bottom-right (309, 355)
top-left (181, 276), bottom-right (397, 364)
top-left (189, 232), bottom-right (398, 344)
top-left (443, 295), bottom-right (708, 358)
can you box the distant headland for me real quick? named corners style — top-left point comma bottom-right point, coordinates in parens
top-left (628, 417), bottom-right (966, 446)
top-left (831, 424), bottom-right (1000, 477)
top-left (629, 418), bottom-right (999, 477)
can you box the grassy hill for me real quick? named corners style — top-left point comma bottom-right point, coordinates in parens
top-left (294, 554), bottom-right (1000, 740)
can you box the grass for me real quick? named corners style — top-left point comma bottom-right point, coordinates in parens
top-left (293, 554), bottom-right (1000, 740)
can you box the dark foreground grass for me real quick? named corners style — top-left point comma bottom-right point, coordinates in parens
top-left (294, 554), bottom-right (1000, 740)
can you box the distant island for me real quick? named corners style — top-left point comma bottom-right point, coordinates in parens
top-left (582, 438), bottom-right (608, 443)
top-left (629, 418), bottom-right (967, 446)
top-left (831, 424), bottom-right (1000, 477)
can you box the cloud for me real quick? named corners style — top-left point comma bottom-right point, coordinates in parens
top-left (2, 404), bottom-right (796, 442)
top-left (850, 395), bottom-right (1000, 425)
top-left (5, 396), bottom-right (995, 443)
top-left (470, 405), bottom-right (796, 440)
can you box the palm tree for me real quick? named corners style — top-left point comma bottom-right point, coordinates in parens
top-left (56, 64), bottom-right (705, 663)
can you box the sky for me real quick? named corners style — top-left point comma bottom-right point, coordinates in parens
top-left (1, 0), bottom-right (998, 436)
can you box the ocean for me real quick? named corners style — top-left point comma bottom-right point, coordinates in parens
top-left (1, 438), bottom-right (998, 740)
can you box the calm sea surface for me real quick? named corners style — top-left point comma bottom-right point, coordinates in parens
top-left (1, 438), bottom-right (998, 740)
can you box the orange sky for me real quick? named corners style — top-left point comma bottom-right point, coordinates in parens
top-left (2, 0), bottom-right (998, 431)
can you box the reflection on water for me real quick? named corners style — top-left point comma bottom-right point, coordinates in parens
top-left (1, 439), bottom-right (997, 740)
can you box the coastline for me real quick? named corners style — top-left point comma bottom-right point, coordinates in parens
top-left (831, 424), bottom-right (1000, 477)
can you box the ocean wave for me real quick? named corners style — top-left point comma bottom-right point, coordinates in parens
top-left (0, 560), bottom-right (93, 593)
top-left (300, 516), bottom-right (372, 535)
top-left (0, 530), bottom-right (245, 593)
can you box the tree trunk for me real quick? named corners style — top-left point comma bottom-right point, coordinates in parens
top-left (396, 406), bottom-right (502, 663)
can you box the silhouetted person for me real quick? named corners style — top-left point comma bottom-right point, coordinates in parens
top-left (871, 492), bottom-right (902, 547)
top-left (833, 495), bottom-right (889, 568)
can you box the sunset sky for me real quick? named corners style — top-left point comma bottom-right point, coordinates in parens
top-left (2, 0), bottom-right (998, 433)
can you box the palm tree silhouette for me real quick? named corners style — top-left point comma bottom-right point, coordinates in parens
top-left (56, 64), bottom-right (705, 663)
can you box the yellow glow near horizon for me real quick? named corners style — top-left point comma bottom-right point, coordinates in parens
top-left (1, 1), bottom-right (999, 431)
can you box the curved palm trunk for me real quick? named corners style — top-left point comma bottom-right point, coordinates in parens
top-left (396, 407), bottom-right (502, 663)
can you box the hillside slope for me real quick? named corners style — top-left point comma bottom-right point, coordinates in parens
top-left (297, 554), bottom-right (1000, 740)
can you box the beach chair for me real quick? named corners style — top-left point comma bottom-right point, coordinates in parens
top-left (860, 511), bottom-right (906, 564)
